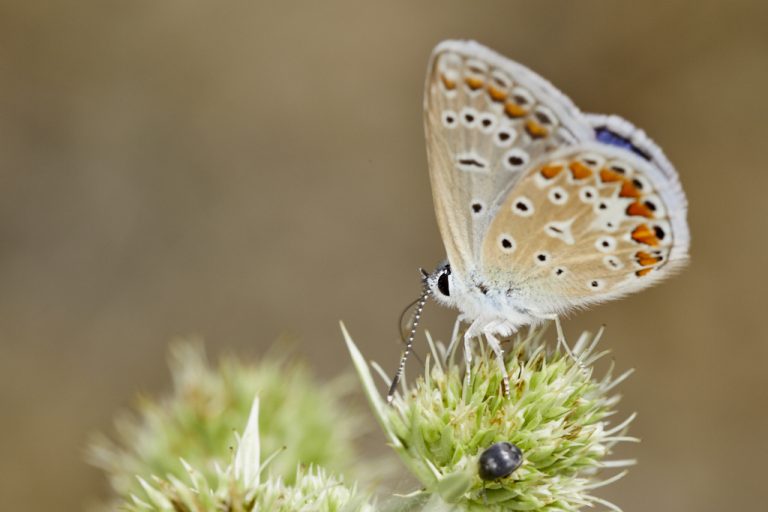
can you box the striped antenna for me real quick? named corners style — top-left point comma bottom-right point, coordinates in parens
top-left (387, 284), bottom-right (431, 404)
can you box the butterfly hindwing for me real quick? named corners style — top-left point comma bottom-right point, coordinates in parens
top-left (424, 40), bottom-right (594, 279)
top-left (480, 143), bottom-right (689, 315)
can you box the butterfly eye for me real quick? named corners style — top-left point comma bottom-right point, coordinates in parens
top-left (437, 271), bottom-right (451, 297)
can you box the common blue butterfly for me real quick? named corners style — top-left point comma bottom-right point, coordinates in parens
top-left (388, 40), bottom-right (689, 402)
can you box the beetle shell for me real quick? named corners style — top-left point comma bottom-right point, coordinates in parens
top-left (478, 441), bottom-right (523, 481)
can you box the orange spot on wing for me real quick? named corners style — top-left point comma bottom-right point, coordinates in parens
top-left (619, 179), bottom-right (642, 198)
top-left (599, 168), bottom-right (624, 183)
top-left (525, 119), bottom-right (548, 139)
top-left (635, 251), bottom-right (663, 266)
top-left (441, 74), bottom-right (456, 90)
top-left (635, 267), bottom-right (653, 277)
top-left (627, 201), bottom-right (654, 218)
top-left (504, 101), bottom-right (527, 118)
top-left (487, 85), bottom-right (507, 102)
top-left (569, 161), bottom-right (593, 180)
top-left (540, 164), bottom-right (564, 179)
top-left (465, 76), bottom-right (484, 90)
top-left (631, 224), bottom-right (660, 246)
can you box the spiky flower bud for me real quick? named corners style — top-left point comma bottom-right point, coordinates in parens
top-left (127, 398), bottom-right (374, 512)
top-left (344, 325), bottom-right (636, 511)
top-left (88, 341), bottom-right (365, 506)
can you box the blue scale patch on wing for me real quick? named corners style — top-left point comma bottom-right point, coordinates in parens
top-left (595, 127), bottom-right (651, 161)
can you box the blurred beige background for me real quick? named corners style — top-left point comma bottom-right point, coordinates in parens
top-left (1, 1), bottom-right (766, 510)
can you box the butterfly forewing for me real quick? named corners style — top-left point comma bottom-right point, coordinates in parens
top-left (424, 41), bottom-right (593, 279)
top-left (480, 144), bottom-right (689, 313)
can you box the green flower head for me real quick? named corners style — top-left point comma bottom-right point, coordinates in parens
top-left (127, 397), bottom-right (374, 512)
top-left (88, 341), bottom-right (366, 506)
top-left (344, 324), bottom-right (635, 511)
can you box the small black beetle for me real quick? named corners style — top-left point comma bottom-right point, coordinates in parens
top-left (478, 441), bottom-right (523, 481)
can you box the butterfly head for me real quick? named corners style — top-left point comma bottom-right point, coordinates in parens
top-left (424, 261), bottom-right (456, 307)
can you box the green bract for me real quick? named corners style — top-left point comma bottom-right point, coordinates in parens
top-left (344, 324), bottom-right (635, 512)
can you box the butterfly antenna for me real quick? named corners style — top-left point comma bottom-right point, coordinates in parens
top-left (398, 296), bottom-right (421, 338)
top-left (387, 283), bottom-right (431, 404)
top-left (397, 295), bottom-right (425, 365)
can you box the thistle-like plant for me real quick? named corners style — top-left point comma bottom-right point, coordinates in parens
top-left (89, 326), bottom-right (638, 511)
top-left (128, 397), bottom-right (374, 512)
top-left (88, 341), bottom-right (365, 506)
top-left (343, 324), bottom-right (636, 511)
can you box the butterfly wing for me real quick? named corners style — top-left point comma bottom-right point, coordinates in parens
top-left (480, 132), bottom-right (689, 316)
top-left (424, 40), bottom-right (594, 280)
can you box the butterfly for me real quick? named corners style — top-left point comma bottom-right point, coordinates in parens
top-left (387, 40), bottom-right (689, 402)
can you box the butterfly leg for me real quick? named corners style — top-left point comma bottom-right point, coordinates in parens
top-left (444, 315), bottom-right (464, 365)
top-left (484, 330), bottom-right (510, 397)
top-left (462, 319), bottom-right (482, 398)
top-left (463, 331), bottom-right (473, 395)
